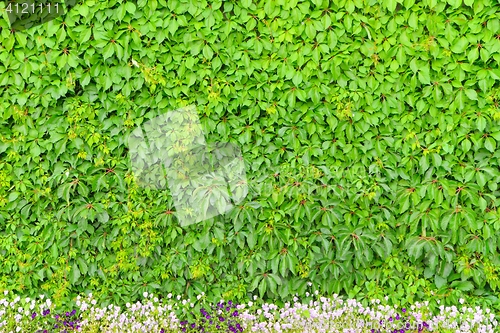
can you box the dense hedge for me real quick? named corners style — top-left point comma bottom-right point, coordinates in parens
top-left (1, 0), bottom-right (500, 316)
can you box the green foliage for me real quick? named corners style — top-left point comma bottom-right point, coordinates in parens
top-left (1, 0), bottom-right (500, 319)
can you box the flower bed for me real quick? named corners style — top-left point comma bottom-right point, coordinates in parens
top-left (0, 288), bottom-right (497, 333)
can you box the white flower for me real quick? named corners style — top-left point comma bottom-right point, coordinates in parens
top-left (3, 291), bottom-right (7, 296)
top-left (143, 292), bottom-right (148, 299)
top-left (39, 295), bottom-right (44, 300)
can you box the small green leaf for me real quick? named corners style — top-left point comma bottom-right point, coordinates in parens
top-left (435, 275), bottom-right (447, 288)
top-left (125, 2), bottom-right (136, 14)
top-left (77, 257), bottom-right (88, 275)
top-left (461, 139), bottom-right (471, 152)
top-left (465, 89), bottom-right (477, 100)
top-left (241, 0), bottom-right (252, 8)
top-left (477, 117), bottom-right (486, 132)
top-left (385, 0), bottom-right (397, 12)
top-left (78, 3), bottom-right (89, 16)
top-left (484, 137), bottom-right (496, 153)
top-left (71, 262), bottom-right (81, 284)
top-left (452, 280), bottom-right (474, 291)
top-left (476, 172), bottom-right (487, 187)
top-left (450, 37), bottom-right (468, 53)
top-left (468, 47), bottom-right (479, 62)
top-left (102, 43), bottom-right (115, 60)
top-left (8, 192), bottom-right (19, 202)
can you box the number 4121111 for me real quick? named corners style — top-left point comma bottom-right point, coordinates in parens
top-left (5, 2), bottom-right (60, 15)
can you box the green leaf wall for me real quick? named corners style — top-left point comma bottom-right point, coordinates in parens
top-left (1, 0), bottom-right (500, 314)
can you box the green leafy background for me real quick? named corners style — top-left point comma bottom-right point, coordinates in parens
top-left (1, 0), bottom-right (500, 317)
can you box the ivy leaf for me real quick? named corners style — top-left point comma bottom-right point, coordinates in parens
top-left (484, 137), bottom-right (496, 153)
top-left (125, 2), bottom-right (136, 14)
top-left (102, 43), bottom-right (115, 61)
top-left (450, 37), bottom-right (469, 53)
top-left (468, 47), bottom-right (479, 62)
top-left (385, 0), bottom-right (397, 12)
top-left (241, 0), bottom-right (252, 8)
top-left (435, 275), bottom-right (447, 288)
top-left (78, 3), bottom-right (89, 17)
top-left (476, 117), bottom-right (486, 132)
top-left (465, 89), bottom-right (477, 100)
top-left (452, 280), bottom-right (474, 291)
top-left (203, 44), bottom-right (214, 60)
top-left (70, 261), bottom-right (81, 284)
top-left (400, 196), bottom-right (410, 214)
top-left (476, 172), bottom-right (487, 188)
top-left (418, 70), bottom-right (430, 85)
top-left (77, 257), bottom-right (88, 275)
top-left (117, 4), bottom-right (127, 21)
